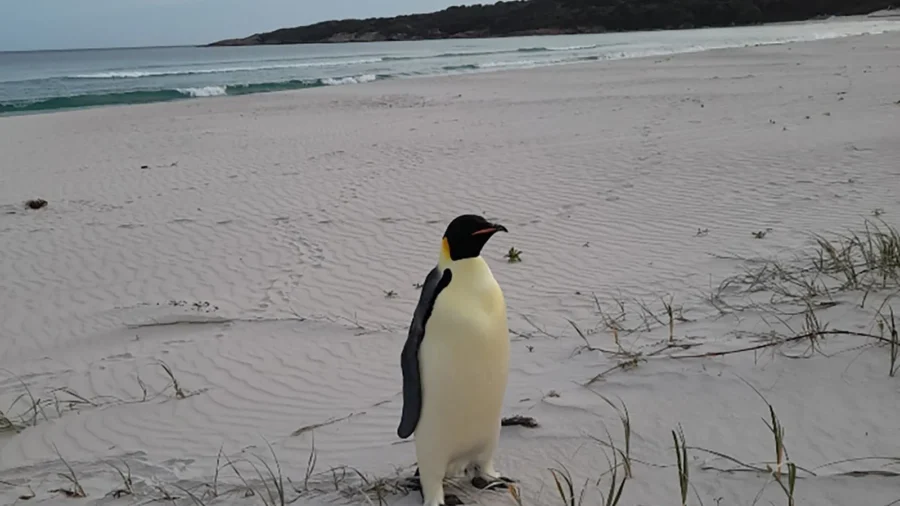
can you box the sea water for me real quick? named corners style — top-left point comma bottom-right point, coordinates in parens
top-left (1, 17), bottom-right (898, 115)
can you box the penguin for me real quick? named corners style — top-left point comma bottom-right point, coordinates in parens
top-left (398, 214), bottom-right (515, 506)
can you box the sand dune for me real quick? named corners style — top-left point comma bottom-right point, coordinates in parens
top-left (2, 29), bottom-right (900, 506)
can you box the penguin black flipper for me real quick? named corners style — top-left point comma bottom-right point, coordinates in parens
top-left (398, 266), bottom-right (452, 439)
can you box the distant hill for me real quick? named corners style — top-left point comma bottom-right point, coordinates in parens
top-left (208, 0), bottom-right (897, 46)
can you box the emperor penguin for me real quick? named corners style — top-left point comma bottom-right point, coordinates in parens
top-left (398, 214), bottom-right (514, 506)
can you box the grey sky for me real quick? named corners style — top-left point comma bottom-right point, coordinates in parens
top-left (0, 0), bottom-right (478, 52)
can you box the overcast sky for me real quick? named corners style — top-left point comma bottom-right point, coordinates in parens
top-left (0, 0), bottom-right (480, 52)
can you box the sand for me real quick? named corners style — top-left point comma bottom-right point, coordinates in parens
top-left (2, 29), bottom-right (900, 506)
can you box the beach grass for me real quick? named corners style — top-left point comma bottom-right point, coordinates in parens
top-left (106, 460), bottom-right (134, 498)
top-left (50, 444), bottom-right (86, 498)
top-left (2, 217), bottom-right (899, 505)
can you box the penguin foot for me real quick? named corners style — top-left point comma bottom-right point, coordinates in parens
top-left (471, 475), bottom-right (516, 490)
top-left (403, 476), bottom-right (422, 491)
top-left (403, 467), bottom-right (422, 491)
top-left (444, 494), bottom-right (463, 506)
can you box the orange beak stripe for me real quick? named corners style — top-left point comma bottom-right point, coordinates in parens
top-left (471, 227), bottom-right (497, 236)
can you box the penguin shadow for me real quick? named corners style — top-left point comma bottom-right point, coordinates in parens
top-left (401, 466), bottom-right (517, 505)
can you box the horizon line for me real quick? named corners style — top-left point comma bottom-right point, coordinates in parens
top-left (0, 43), bottom-right (208, 54)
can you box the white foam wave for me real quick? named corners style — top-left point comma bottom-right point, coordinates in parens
top-left (321, 74), bottom-right (378, 86)
top-left (547, 44), bottom-right (601, 51)
top-left (176, 86), bottom-right (228, 97)
top-left (478, 60), bottom-right (540, 69)
top-left (78, 71), bottom-right (149, 79)
top-left (71, 58), bottom-right (384, 79)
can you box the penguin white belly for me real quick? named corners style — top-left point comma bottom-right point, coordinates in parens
top-left (416, 275), bottom-right (510, 470)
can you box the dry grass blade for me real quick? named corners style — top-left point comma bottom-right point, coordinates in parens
top-left (567, 318), bottom-right (638, 360)
top-left (688, 446), bottom-right (768, 473)
top-left (223, 453), bottom-right (261, 502)
top-left (247, 459), bottom-right (277, 506)
top-left (799, 299), bottom-right (827, 356)
top-left (587, 391), bottom-right (632, 479)
top-left (764, 405), bottom-right (786, 480)
top-left (568, 319), bottom-right (595, 352)
top-left (210, 445), bottom-right (224, 499)
top-left (661, 294), bottom-right (677, 342)
top-left (52, 387), bottom-right (99, 408)
top-left (735, 375), bottom-right (812, 490)
top-left (583, 356), bottom-right (644, 386)
top-left (234, 439), bottom-right (289, 506)
top-left (591, 426), bottom-right (629, 506)
top-left (548, 465), bottom-right (585, 506)
top-left (672, 425), bottom-right (689, 506)
top-left (672, 327), bottom-right (894, 359)
top-left (291, 411), bottom-right (364, 436)
top-left (107, 459), bottom-right (134, 498)
top-left (812, 455), bottom-right (900, 472)
top-left (304, 431), bottom-right (318, 491)
top-left (772, 462), bottom-right (797, 506)
top-left (1, 369), bottom-right (50, 428)
top-left (345, 468), bottom-right (418, 506)
top-left (602, 450), bottom-right (628, 506)
top-left (153, 485), bottom-right (181, 503)
top-left (814, 233), bottom-right (859, 289)
top-left (51, 444), bottom-right (86, 498)
top-left (157, 360), bottom-right (187, 399)
top-left (593, 292), bottom-right (627, 346)
top-left (172, 483), bottom-right (209, 506)
top-left (1, 479), bottom-right (35, 502)
top-left (259, 439), bottom-right (288, 505)
top-left (884, 306), bottom-right (899, 377)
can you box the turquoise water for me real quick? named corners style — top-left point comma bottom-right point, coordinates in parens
top-left (2, 17), bottom-right (898, 115)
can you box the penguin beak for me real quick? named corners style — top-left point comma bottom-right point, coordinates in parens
top-left (472, 223), bottom-right (508, 236)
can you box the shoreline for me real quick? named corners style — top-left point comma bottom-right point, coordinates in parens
top-left (2, 15), bottom-right (899, 118)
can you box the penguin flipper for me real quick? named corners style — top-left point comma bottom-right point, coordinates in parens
top-left (397, 266), bottom-right (452, 439)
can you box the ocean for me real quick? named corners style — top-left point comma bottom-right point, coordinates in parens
top-left (2, 16), bottom-right (898, 116)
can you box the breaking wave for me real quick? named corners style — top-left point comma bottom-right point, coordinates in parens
top-left (0, 75), bottom-right (384, 114)
top-left (69, 59), bottom-right (385, 79)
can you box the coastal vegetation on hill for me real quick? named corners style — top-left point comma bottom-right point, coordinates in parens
top-left (209, 0), bottom-right (896, 46)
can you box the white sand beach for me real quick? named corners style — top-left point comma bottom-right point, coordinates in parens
top-left (2, 28), bottom-right (900, 506)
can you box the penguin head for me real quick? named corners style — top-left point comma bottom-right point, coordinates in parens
top-left (442, 214), bottom-right (508, 261)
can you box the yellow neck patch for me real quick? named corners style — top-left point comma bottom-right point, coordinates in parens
top-left (440, 237), bottom-right (452, 265)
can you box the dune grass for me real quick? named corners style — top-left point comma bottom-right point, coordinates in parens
top-left (220, 439), bottom-right (292, 506)
top-left (535, 398), bottom-right (808, 506)
top-left (530, 217), bottom-right (900, 506)
top-left (709, 217), bottom-right (900, 312)
top-left (49, 444), bottom-right (86, 498)
top-left (41, 373), bottom-right (878, 506)
top-left (0, 360), bottom-right (194, 435)
top-left (106, 459), bottom-right (134, 498)
top-left (3, 217), bottom-right (899, 505)
top-left (672, 425), bottom-right (689, 506)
